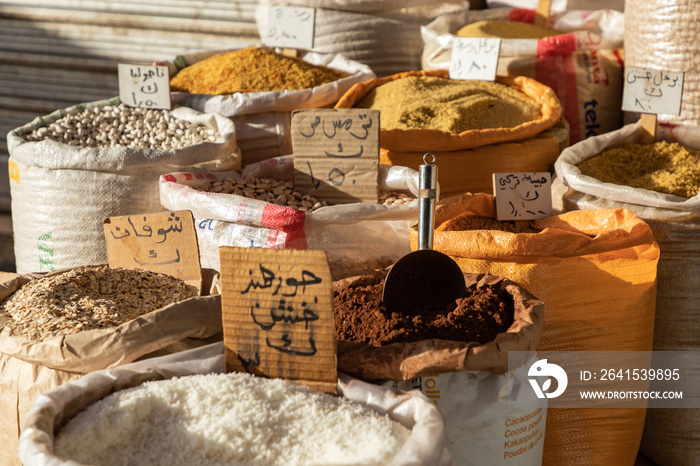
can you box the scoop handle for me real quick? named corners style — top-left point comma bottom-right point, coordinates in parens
top-left (418, 153), bottom-right (437, 250)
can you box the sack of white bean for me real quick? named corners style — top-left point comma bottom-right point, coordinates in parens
top-left (0, 266), bottom-right (223, 466)
top-left (159, 155), bottom-right (421, 279)
top-left (19, 342), bottom-right (452, 466)
top-left (7, 98), bottom-right (241, 274)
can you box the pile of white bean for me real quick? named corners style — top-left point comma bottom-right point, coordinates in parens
top-left (195, 175), bottom-right (416, 212)
top-left (22, 103), bottom-right (219, 150)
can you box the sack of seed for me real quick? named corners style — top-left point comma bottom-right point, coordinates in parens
top-left (0, 266), bottom-right (223, 466)
top-left (19, 342), bottom-right (452, 466)
top-left (7, 99), bottom-right (241, 274)
top-left (159, 155), bottom-right (421, 279)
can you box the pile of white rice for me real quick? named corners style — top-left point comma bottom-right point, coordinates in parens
top-left (55, 372), bottom-right (410, 465)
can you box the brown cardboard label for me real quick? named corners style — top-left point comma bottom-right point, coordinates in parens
top-left (292, 108), bottom-right (379, 205)
top-left (493, 172), bottom-right (553, 220)
top-left (220, 246), bottom-right (337, 394)
top-left (102, 210), bottom-right (202, 293)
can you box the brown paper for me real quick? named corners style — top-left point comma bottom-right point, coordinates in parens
top-left (292, 108), bottom-right (380, 205)
top-left (103, 210), bottom-right (202, 293)
top-left (335, 272), bottom-right (544, 381)
top-left (220, 247), bottom-right (337, 393)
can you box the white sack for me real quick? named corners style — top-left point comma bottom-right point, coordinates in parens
top-left (19, 342), bottom-right (453, 466)
top-left (7, 99), bottom-right (240, 274)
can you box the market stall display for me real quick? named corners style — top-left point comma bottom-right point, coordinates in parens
top-left (7, 100), bottom-right (240, 274)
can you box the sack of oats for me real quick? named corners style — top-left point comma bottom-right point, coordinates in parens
top-left (159, 155), bottom-right (421, 279)
top-left (7, 99), bottom-right (240, 274)
top-left (553, 121), bottom-right (700, 466)
top-left (166, 46), bottom-right (376, 167)
top-left (421, 7), bottom-right (625, 144)
top-left (412, 192), bottom-right (659, 466)
top-left (334, 69), bottom-right (568, 197)
top-left (334, 270), bottom-right (547, 465)
top-left (0, 266), bottom-right (223, 466)
top-left (19, 342), bottom-right (451, 466)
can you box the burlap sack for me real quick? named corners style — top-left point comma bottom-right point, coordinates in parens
top-left (334, 69), bottom-right (567, 197)
top-left (0, 268), bottom-right (223, 466)
top-left (415, 192), bottom-right (660, 466)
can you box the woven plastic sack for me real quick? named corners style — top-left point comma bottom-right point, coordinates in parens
top-left (421, 8), bottom-right (625, 144)
top-left (7, 99), bottom-right (240, 274)
top-left (166, 48), bottom-right (375, 166)
top-left (335, 271), bottom-right (546, 465)
top-left (485, 0), bottom-right (624, 14)
top-left (0, 268), bottom-right (222, 466)
top-left (160, 155), bottom-right (421, 279)
top-left (19, 342), bottom-right (452, 466)
top-left (255, 0), bottom-right (469, 79)
top-left (553, 121), bottom-right (700, 466)
top-left (414, 192), bottom-right (659, 466)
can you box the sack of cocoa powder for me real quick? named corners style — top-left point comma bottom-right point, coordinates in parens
top-left (334, 270), bottom-right (546, 466)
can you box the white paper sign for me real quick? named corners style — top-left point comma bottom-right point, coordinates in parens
top-left (493, 172), bottom-right (552, 221)
top-left (449, 37), bottom-right (501, 81)
top-left (118, 64), bottom-right (171, 110)
top-left (622, 66), bottom-right (684, 116)
top-left (261, 6), bottom-right (315, 49)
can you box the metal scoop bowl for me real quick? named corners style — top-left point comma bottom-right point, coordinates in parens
top-left (382, 153), bottom-right (467, 315)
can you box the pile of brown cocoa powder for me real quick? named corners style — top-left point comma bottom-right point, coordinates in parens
top-left (334, 276), bottom-right (514, 346)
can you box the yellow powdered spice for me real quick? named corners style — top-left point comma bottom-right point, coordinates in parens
top-left (456, 20), bottom-right (558, 39)
top-left (437, 213), bottom-right (538, 233)
top-left (577, 141), bottom-right (700, 199)
top-left (170, 47), bottom-right (347, 94)
top-left (355, 76), bottom-right (542, 133)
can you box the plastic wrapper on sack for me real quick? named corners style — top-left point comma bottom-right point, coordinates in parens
top-left (485, 0), bottom-right (624, 13)
top-left (18, 342), bottom-right (452, 466)
top-left (553, 121), bottom-right (700, 466)
top-left (6, 99), bottom-right (240, 274)
top-left (625, 1), bottom-right (700, 127)
top-left (335, 270), bottom-right (546, 465)
top-left (166, 47), bottom-right (376, 167)
top-left (160, 155), bottom-right (422, 280)
top-left (335, 69), bottom-right (567, 197)
top-left (422, 7), bottom-right (625, 144)
top-left (255, 0), bottom-right (470, 79)
top-left (0, 267), bottom-right (223, 466)
top-left (416, 192), bottom-right (659, 466)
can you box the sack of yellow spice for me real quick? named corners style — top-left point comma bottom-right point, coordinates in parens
top-left (335, 69), bottom-right (568, 197)
top-left (411, 192), bottom-right (659, 466)
top-left (166, 46), bottom-right (376, 167)
top-left (421, 7), bottom-right (625, 144)
top-left (553, 121), bottom-right (700, 466)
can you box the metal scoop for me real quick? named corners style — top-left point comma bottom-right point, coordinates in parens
top-left (382, 153), bottom-right (467, 314)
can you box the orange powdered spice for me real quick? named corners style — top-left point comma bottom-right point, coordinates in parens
top-left (170, 47), bottom-right (347, 94)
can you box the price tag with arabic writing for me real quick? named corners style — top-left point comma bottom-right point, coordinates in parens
top-left (493, 172), bottom-right (552, 221)
top-left (118, 64), bottom-right (171, 110)
top-left (292, 108), bottom-right (380, 204)
top-left (220, 247), bottom-right (337, 394)
top-left (622, 66), bottom-right (684, 116)
top-left (261, 6), bottom-right (315, 49)
top-left (449, 37), bottom-right (501, 81)
top-left (103, 210), bottom-right (202, 293)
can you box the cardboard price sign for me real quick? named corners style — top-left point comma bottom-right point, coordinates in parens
top-left (493, 172), bottom-right (552, 220)
top-left (118, 63), bottom-right (171, 110)
top-left (261, 6), bottom-right (315, 49)
top-left (292, 108), bottom-right (380, 204)
top-left (103, 210), bottom-right (202, 293)
top-left (220, 247), bottom-right (337, 394)
top-left (449, 37), bottom-right (501, 82)
top-left (622, 66), bottom-right (684, 116)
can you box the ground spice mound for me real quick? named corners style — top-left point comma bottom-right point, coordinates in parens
top-left (437, 213), bottom-right (539, 233)
top-left (334, 278), bottom-right (514, 346)
top-left (170, 46), bottom-right (347, 94)
top-left (0, 265), bottom-right (193, 341)
top-left (355, 76), bottom-right (542, 133)
top-left (456, 20), bottom-right (558, 39)
top-left (577, 141), bottom-right (700, 198)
